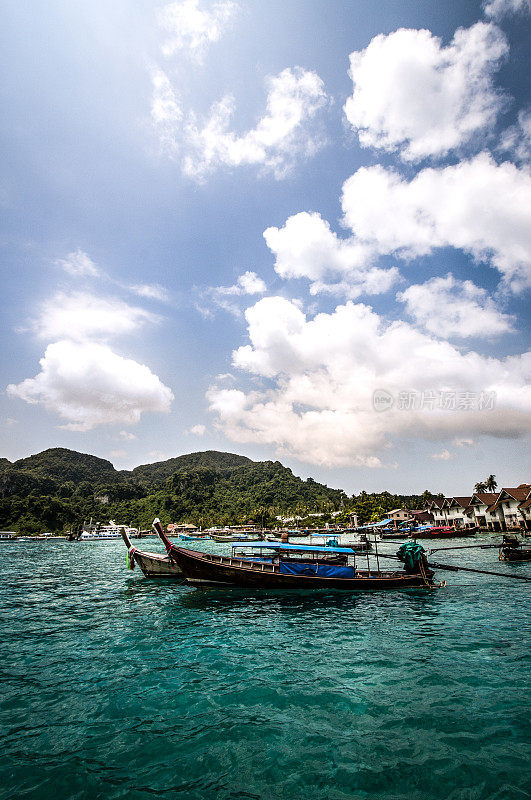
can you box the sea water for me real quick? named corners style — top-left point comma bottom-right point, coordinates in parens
top-left (0, 537), bottom-right (529, 800)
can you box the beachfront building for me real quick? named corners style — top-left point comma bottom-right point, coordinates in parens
top-left (424, 485), bottom-right (531, 531)
top-left (387, 508), bottom-right (411, 523)
top-left (463, 493), bottom-right (499, 529)
top-left (488, 487), bottom-right (531, 531)
top-left (425, 498), bottom-right (446, 525)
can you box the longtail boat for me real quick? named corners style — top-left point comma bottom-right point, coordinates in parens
top-left (210, 531), bottom-right (264, 543)
top-left (411, 526), bottom-right (476, 539)
top-left (499, 534), bottom-right (531, 562)
top-left (120, 526), bottom-right (183, 579)
top-left (168, 540), bottom-right (438, 590)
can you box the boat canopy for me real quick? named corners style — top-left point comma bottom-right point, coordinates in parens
top-left (231, 542), bottom-right (355, 554)
top-left (357, 518), bottom-right (392, 529)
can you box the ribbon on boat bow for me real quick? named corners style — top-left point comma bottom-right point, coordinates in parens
top-left (126, 547), bottom-right (136, 570)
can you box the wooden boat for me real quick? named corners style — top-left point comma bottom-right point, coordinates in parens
top-left (169, 541), bottom-right (437, 590)
top-left (120, 527), bottom-right (183, 578)
top-left (210, 532), bottom-right (264, 543)
top-left (309, 533), bottom-right (373, 553)
top-left (380, 529), bottom-right (409, 540)
top-left (499, 534), bottom-right (531, 562)
top-left (411, 526), bottom-right (475, 539)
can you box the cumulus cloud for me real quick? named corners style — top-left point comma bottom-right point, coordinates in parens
top-left (217, 271), bottom-right (267, 296)
top-left (153, 67), bottom-right (328, 179)
top-left (341, 154), bottom-right (531, 292)
top-left (398, 274), bottom-right (514, 338)
top-left (55, 249), bottom-right (100, 277)
top-left (207, 296), bottom-right (531, 467)
top-left (483, 0), bottom-right (531, 19)
top-left (263, 211), bottom-right (400, 297)
top-left (344, 22), bottom-right (508, 161)
top-left (7, 340), bottom-right (174, 432)
top-left (188, 423), bottom-right (206, 435)
top-left (158, 0), bottom-right (238, 59)
top-left (33, 291), bottom-right (161, 342)
top-left (119, 430), bottom-right (137, 441)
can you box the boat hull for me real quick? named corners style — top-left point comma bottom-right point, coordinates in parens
top-left (499, 548), bottom-right (531, 562)
top-left (173, 548), bottom-right (431, 590)
top-left (412, 528), bottom-right (477, 539)
top-left (132, 549), bottom-right (183, 578)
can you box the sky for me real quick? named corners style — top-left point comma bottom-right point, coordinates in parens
top-left (1, 0), bottom-right (530, 495)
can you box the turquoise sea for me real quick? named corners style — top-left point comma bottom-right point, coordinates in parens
top-left (1, 536), bottom-right (529, 800)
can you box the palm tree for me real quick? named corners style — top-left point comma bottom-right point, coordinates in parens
top-left (474, 481), bottom-right (487, 493)
top-left (485, 474), bottom-right (497, 492)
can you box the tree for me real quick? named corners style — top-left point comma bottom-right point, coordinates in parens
top-left (474, 481), bottom-right (487, 493)
top-left (485, 475), bottom-right (497, 492)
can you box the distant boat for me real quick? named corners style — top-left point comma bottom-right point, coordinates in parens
top-left (210, 531), bottom-right (264, 543)
top-left (412, 526), bottom-right (476, 539)
top-left (80, 520), bottom-right (138, 540)
top-left (499, 534), bottom-right (531, 561)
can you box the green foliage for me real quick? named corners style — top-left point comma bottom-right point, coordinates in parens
top-left (0, 447), bottom-right (434, 534)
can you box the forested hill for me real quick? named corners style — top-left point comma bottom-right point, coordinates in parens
top-left (131, 451), bottom-right (253, 485)
top-left (0, 447), bottom-right (346, 533)
top-left (7, 448), bottom-right (117, 484)
top-left (0, 447), bottom-right (433, 533)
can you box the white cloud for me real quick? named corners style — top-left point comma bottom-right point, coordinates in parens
top-left (34, 291), bottom-right (161, 342)
top-left (7, 340), bottom-right (174, 432)
top-left (217, 271), bottom-right (267, 296)
top-left (398, 274), bottom-right (514, 338)
top-left (263, 211), bottom-right (400, 297)
top-left (158, 0), bottom-right (238, 59)
top-left (341, 154), bottom-right (531, 292)
top-left (151, 69), bottom-right (183, 154)
top-left (344, 22), bottom-right (508, 161)
top-left (188, 423), bottom-right (206, 435)
top-left (128, 283), bottom-right (169, 302)
top-left (454, 437), bottom-right (474, 446)
top-left (180, 67), bottom-right (328, 179)
top-left (499, 108), bottom-right (531, 164)
top-left (199, 271), bottom-right (267, 317)
top-left (236, 271), bottom-right (267, 295)
top-left (483, 0), bottom-right (531, 19)
top-left (119, 430), bottom-right (137, 441)
top-left (431, 449), bottom-right (452, 460)
top-left (55, 249), bottom-right (100, 277)
top-left (207, 296), bottom-right (531, 467)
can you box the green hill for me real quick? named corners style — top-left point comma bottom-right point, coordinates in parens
top-left (131, 451), bottom-right (253, 486)
top-left (11, 448), bottom-right (118, 484)
top-left (0, 447), bottom-right (432, 534)
top-left (0, 447), bottom-right (344, 533)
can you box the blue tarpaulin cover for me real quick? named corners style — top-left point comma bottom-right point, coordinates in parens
top-left (279, 562), bottom-right (357, 578)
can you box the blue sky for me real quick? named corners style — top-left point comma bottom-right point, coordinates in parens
top-left (1, 0), bottom-right (530, 494)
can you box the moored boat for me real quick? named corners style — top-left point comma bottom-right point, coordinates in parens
top-left (81, 519), bottom-right (138, 541)
top-left (499, 534), bottom-right (531, 562)
top-left (169, 541), bottom-right (437, 590)
top-left (411, 525), bottom-right (475, 539)
top-left (210, 531), bottom-right (265, 543)
top-left (120, 526), bottom-right (183, 578)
